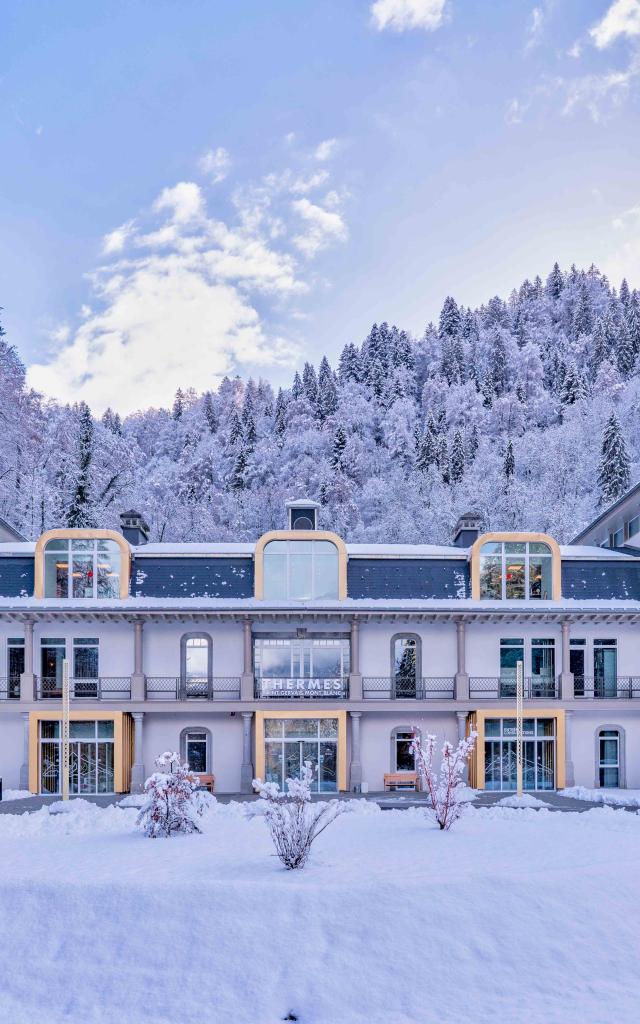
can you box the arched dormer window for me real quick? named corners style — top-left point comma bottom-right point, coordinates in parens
top-left (35, 530), bottom-right (130, 599)
top-left (471, 533), bottom-right (561, 601)
top-left (255, 531), bottom-right (347, 600)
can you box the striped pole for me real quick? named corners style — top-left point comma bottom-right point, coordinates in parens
top-left (516, 659), bottom-right (523, 797)
top-left (62, 658), bottom-right (70, 801)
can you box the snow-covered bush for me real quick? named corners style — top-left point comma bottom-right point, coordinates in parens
top-left (253, 762), bottom-right (343, 869)
top-left (412, 731), bottom-right (477, 831)
top-left (137, 751), bottom-right (202, 838)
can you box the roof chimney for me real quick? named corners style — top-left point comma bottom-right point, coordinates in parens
top-left (285, 498), bottom-right (320, 531)
top-left (453, 511), bottom-right (483, 548)
top-left (120, 510), bottom-right (150, 546)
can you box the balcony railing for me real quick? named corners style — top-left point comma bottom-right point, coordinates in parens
top-left (362, 677), bottom-right (455, 700)
top-left (36, 677), bottom-right (131, 700)
top-left (144, 677), bottom-right (241, 700)
top-left (0, 677), bottom-right (20, 700)
top-left (573, 676), bottom-right (640, 699)
top-left (469, 676), bottom-right (558, 699)
top-left (254, 677), bottom-right (349, 699)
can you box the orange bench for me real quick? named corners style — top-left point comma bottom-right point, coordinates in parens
top-left (195, 773), bottom-right (215, 792)
top-left (384, 772), bottom-right (419, 792)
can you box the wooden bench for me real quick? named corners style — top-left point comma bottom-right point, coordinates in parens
top-left (383, 772), bottom-right (419, 792)
top-left (195, 773), bottom-right (215, 793)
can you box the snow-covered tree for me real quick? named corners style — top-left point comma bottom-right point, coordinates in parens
top-left (137, 752), bottom-right (202, 838)
top-left (411, 730), bottom-right (477, 830)
top-left (598, 412), bottom-right (630, 506)
top-left (253, 762), bottom-right (343, 869)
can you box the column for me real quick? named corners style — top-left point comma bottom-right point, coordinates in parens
top-left (20, 618), bottom-right (35, 703)
top-left (349, 618), bottom-right (362, 700)
top-left (240, 617), bottom-right (254, 700)
top-left (454, 618), bottom-right (469, 700)
top-left (19, 712), bottom-right (30, 790)
top-left (240, 711), bottom-right (254, 792)
top-left (564, 709), bottom-right (575, 788)
top-left (349, 711), bottom-right (362, 791)
top-left (130, 620), bottom-right (145, 701)
top-left (456, 710), bottom-right (469, 783)
top-left (130, 711), bottom-right (145, 792)
top-left (560, 619), bottom-right (574, 701)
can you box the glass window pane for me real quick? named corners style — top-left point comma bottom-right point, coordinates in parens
top-left (257, 641), bottom-right (292, 678)
top-left (263, 553), bottom-right (287, 599)
top-left (319, 718), bottom-right (338, 738)
top-left (73, 644), bottom-right (99, 678)
top-left (284, 718), bottom-right (318, 738)
top-left (44, 549), bottom-right (69, 598)
top-left (485, 719), bottom-right (500, 737)
top-left (505, 558), bottom-right (525, 599)
top-left (528, 542), bottom-right (551, 554)
top-left (479, 556), bottom-right (502, 598)
top-left (289, 553), bottom-right (313, 599)
top-left (504, 542), bottom-right (526, 554)
top-left (70, 721), bottom-right (95, 739)
top-left (314, 550), bottom-right (339, 599)
top-left (531, 641), bottom-right (555, 678)
top-left (396, 738), bottom-right (415, 771)
top-left (185, 638), bottom-right (208, 679)
top-left (264, 719), bottom-right (284, 738)
top-left (311, 645), bottom-right (342, 678)
top-left (40, 720), bottom-right (60, 739)
top-left (480, 542), bottom-right (503, 554)
top-left (502, 718), bottom-right (517, 736)
top-left (97, 720), bottom-right (114, 738)
top-left (96, 541), bottom-right (121, 598)
top-left (72, 555), bottom-right (94, 598)
top-left (537, 718), bottom-right (555, 736)
top-left (71, 540), bottom-right (94, 552)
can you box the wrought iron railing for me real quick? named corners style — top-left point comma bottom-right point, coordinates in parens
top-left (144, 677), bottom-right (241, 700)
top-left (36, 677), bottom-right (131, 699)
top-left (362, 677), bottom-right (455, 699)
top-left (469, 676), bottom-right (558, 699)
top-left (573, 676), bottom-right (640, 699)
top-left (254, 677), bottom-right (349, 699)
top-left (0, 676), bottom-right (20, 699)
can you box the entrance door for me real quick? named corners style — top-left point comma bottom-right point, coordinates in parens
top-left (7, 639), bottom-right (24, 698)
top-left (598, 730), bottom-right (619, 787)
top-left (594, 642), bottom-right (617, 698)
top-left (570, 643), bottom-right (585, 696)
top-left (263, 718), bottom-right (339, 793)
top-left (40, 639), bottom-right (65, 697)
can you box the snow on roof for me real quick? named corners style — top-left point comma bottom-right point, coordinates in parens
top-left (0, 542), bottom-right (36, 555)
top-left (132, 543), bottom-right (254, 557)
top-left (559, 545), bottom-right (637, 560)
top-left (346, 543), bottom-right (466, 558)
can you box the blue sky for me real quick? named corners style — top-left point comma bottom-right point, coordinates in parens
top-left (2, 0), bottom-right (640, 413)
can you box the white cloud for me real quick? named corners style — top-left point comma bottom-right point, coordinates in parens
top-left (370, 0), bottom-right (448, 33)
top-left (611, 203), bottom-right (640, 229)
top-left (198, 146), bottom-right (231, 183)
top-left (28, 145), bottom-right (349, 415)
top-left (291, 197), bottom-right (348, 256)
top-left (590, 0), bottom-right (640, 49)
top-left (524, 6), bottom-right (545, 52)
top-left (314, 138), bottom-right (339, 161)
top-left (561, 55), bottom-right (640, 119)
top-left (567, 41), bottom-right (582, 58)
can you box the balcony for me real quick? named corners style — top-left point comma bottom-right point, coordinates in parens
top-left (254, 677), bottom-right (349, 699)
top-left (0, 677), bottom-right (20, 700)
top-left (36, 677), bottom-right (131, 700)
top-left (362, 677), bottom-right (455, 700)
top-left (573, 676), bottom-right (640, 699)
top-left (144, 677), bottom-right (241, 700)
top-left (469, 676), bottom-right (558, 699)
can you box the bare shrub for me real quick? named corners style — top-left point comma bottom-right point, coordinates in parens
top-left (253, 762), bottom-right (343, 869)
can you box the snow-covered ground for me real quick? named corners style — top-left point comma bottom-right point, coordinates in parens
top-left (0, 799), bottom-right (638, 1024)
top-left (561, 786), bottom-right (640, 807)
top-left (0, 789), bottom-right (34, 802)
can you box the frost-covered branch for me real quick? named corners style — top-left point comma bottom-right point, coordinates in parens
top-left (253, 762), bottom-right (343, 869)
top-left (412, 730), bottom-right (477, 830)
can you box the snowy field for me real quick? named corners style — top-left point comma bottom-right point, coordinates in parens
top-left (0, 799), bottom-right (638, 1024)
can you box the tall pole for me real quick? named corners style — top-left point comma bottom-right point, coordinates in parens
top-left (516, 658), bottom-right (523, 798)
top-left (62, 658), bottom-right (70, 801)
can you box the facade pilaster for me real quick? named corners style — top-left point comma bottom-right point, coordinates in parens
top-left (130, 711), bottom-right (146, 792)
top-left (349, 618), bottom-right (362, 699)
top-left (560, 619), bottom-right (574, 701)
top-left (240, 711), bottom-right (254, 792)
top-left (240, 617), bottom-right (254, 700)
top-left (19, 712), bottom-right (30, 790)
top-left (349, 711), bottom-right (362, 791)
top-left (20, 618), bottom-right (35, 703)
top-left (130, 620), bottom-right (145, 701)
top-left (454, 618), bottom-right (469, 700)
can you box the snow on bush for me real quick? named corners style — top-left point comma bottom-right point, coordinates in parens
top-left (253, 762), bottom-right (343, 869)
top-left (411, 730), bottom-right (477, 830)
top-left (137, 752), bottom-right (202, 838)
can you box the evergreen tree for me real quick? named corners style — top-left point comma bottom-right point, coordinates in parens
top-left (202, 392), bottom-right (217, 433)
top-left (620, 278), bottom-right (631, 309)
top-left (229, 446), bottom-right (247, 491)
top-left (466, 424), bottom-right (479, 465)
top-left (337, 343), bottom-right (362, 383)
top-left (546, 262), bottom-right (564, 300)
top-left (416, 430), bottom-right (438, 473)
top-left (571, 281), bottom-right (593, 339)
top-left (101, 408), bottom-right (122, 435)
top-left (438, 436), bottom-right (450, 484)
top-left (331, 427), bottom-right (347, 471)
top-left (172, 388), bottom-right (185, 420)
top-left (627, 292), bottom-right (640, 355)
top-left (503, 440), bottom-right (515, 482)
top-left (318, 356), bottom-right (338, 420)
top-left (560, 361), bottom-right (587, 405)
top-left (488, 328), bottom-right (509, 396)
top-left (274, 388), bottom-right (287, 436)
top-left (291, 371), bottom-right (303, 400)
top-left (228, 410), bottom-right (243, 446)
top-left (68, 402), bottom-right (95, 528)
top-left (450, 430), bottom-right (465, 483)
top-left (438, 296), bottom-right (461, 338)
top-left (302, 362), bottom-right (318, 407)
top-left (598, 413), bottom-right (630, 506)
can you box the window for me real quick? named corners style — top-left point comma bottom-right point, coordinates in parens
top-left (39, 718), bottom-right (115, 794)
top-left (627, 516), bottom-right (640, 540)
top-left (499, 638), bottom-right (524, 696)
top-left (262, 540), bottom-right (339, 600)
top-left (393, 635), bottom-right (420, 698)
top-left (40, 638), bottom-right (66, 697)
top-left (484, 717), bottom-right (555, 791)
top-left (393, 728), bottom-right (417, 772)
top-left (263, 718), bottom-right (338, 792)
top-left (7, 637), bottom-right (24, 698)
top-left (43, 538), bottom-right (121, 599)
top-left (185, 730), bottom-right (208, 774)
top-left (611, 528), bottom-right (624, 548)
top-left (570, 638), bottom-right (586, 696)
top-left (254, 637), bottom-right (349, 697)
top-left (531, 638), bottom-right (555, 683)
top-left (594, 640), bottom-right (617, 697)
top-left (181, 634), bottom-right (212, 697)
top-left (73, 638), bottom-right (99, 697)
top-left (479, 541), bottom-right (553, 600)
top-left (598, 730), bottom-right (619, 788)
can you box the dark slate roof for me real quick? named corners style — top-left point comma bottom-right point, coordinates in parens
top-left (347, 558), bottom-right (470, 600)
top-left (132, 557), bottom-right (254, 598)
top-left (0, 556), bottom-right (34, 597)
top-left (561, 560), bottom-right (640, 601)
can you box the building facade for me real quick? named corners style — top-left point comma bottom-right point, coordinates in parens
top-left (1, 501), bottom-right (639, 797)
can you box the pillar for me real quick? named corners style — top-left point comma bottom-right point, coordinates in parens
top-left (560, 620), bottom-right (574, 701)
top-left (564, 709), bottom-right (575, 788)
top-left (130, 712), bottom-right (146, 792)
top-left (240, 617), bottom-right (254, 700)
top-left (456, 711), bottom-right (469, 783)
top-left (349, 619), bottom-right (362, 700)
top-left (454, 619), bottom-right (469, 700)
top-left (349, 711), bottom-right (363, 791)
top-left (130, 620), bottom-right (145, 701)
top-left (240, 711), bottom-right (254, 792)
top-left (20, 618), bottom-right (35, 703)
top-left (19, 712), bottom-right (30, 789)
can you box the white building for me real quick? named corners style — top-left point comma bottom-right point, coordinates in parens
top-left (0, 501), bottom-right (638, 796)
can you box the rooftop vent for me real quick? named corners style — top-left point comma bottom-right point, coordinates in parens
top-left (286, 498), bottom-right (320, 531)
top-left (120, 510), bottom-right (150, 546)
top-left (452, 511), bottom-right (483, 548)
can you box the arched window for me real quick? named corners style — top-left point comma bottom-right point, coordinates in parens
top-left (43, 537), bottom-right (122, 599)
top-left (391, 634), bottom-right (421, 698)
top-left (262, 539), bottom-right (340, 600)
top-left (180, 727), bottom-right (212, 774)
top-left (180, 633), bottom-right (212, 698)
top-left (597, 727), bottom-right (624, 788)
top-left (477, 539), bottom-right (554, 600)
top-left (390, 726), bottom-right (421, 772)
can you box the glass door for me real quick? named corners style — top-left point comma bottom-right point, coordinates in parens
top-left (7, 638), bottom-right (24, 699)
top-left (263, 718), bottom-right (339, 792)
top-left (570, 641), bottom-right (585, 696)
top-left (40, 639), bottom-right (66, 697)
top-left (594, 641), bottom-right (617, 697)
top-left (394, 637), bottom-right (417, 698)
top-left (599, 731), bottom-right (619, 787)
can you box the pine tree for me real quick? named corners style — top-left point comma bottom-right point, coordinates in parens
top-left (337, 343), bottom-right (362, 383)
top-left (229, 446), bottom-right (248, 490)
top-left (450, 430), bottom-right (465, 483)
top-left (68, 402), bottom-right (96, 528)
top-left (620, 278), bottom-right (631, 309)
top-left (331, 427), bottom-right (347, 471)
top-left (242, 389), bottom-right (257, 449)
top-left (302, 362), bottom-right (318, 408)
top-left (438, 436), bottom-right (450, 484)
top-left (488, 328), bottom-right (509, 395)
top-left (546, 262), bottom-right (564, 300)
top-left (627, 292), bottom-right (640, 355)
top-left (571, 281), bottom-right (593, 339)
top-left (274, 388), bottom-right (287, 436)
top-left (438, 296), bottom-right (461, 338)
top-left (503, 440), bottom-right (515, 482)
top-left (561, 361), bottom-right (587, 405)
top-left (172, 388), bottom-right (185, 420)
top-left (466, 424), bottom-right (479, 464)
top-left (228, 410), bottom-right (243, 446)
top-left (317, 356), bottom-right (338, 420)
top-left (101, 408), bottom-right (122, 435)
top-left (416, 430), bottom-right (438, 473)
top-left (291, 371), bottom-right (303, 400)
top-left (598, 412), bottom-right (630, 506)
top-left (202, 392), bottom-right (217, 433)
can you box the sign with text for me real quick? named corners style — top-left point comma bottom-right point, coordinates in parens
top-left (257, 677), bottom-right (347, 698)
